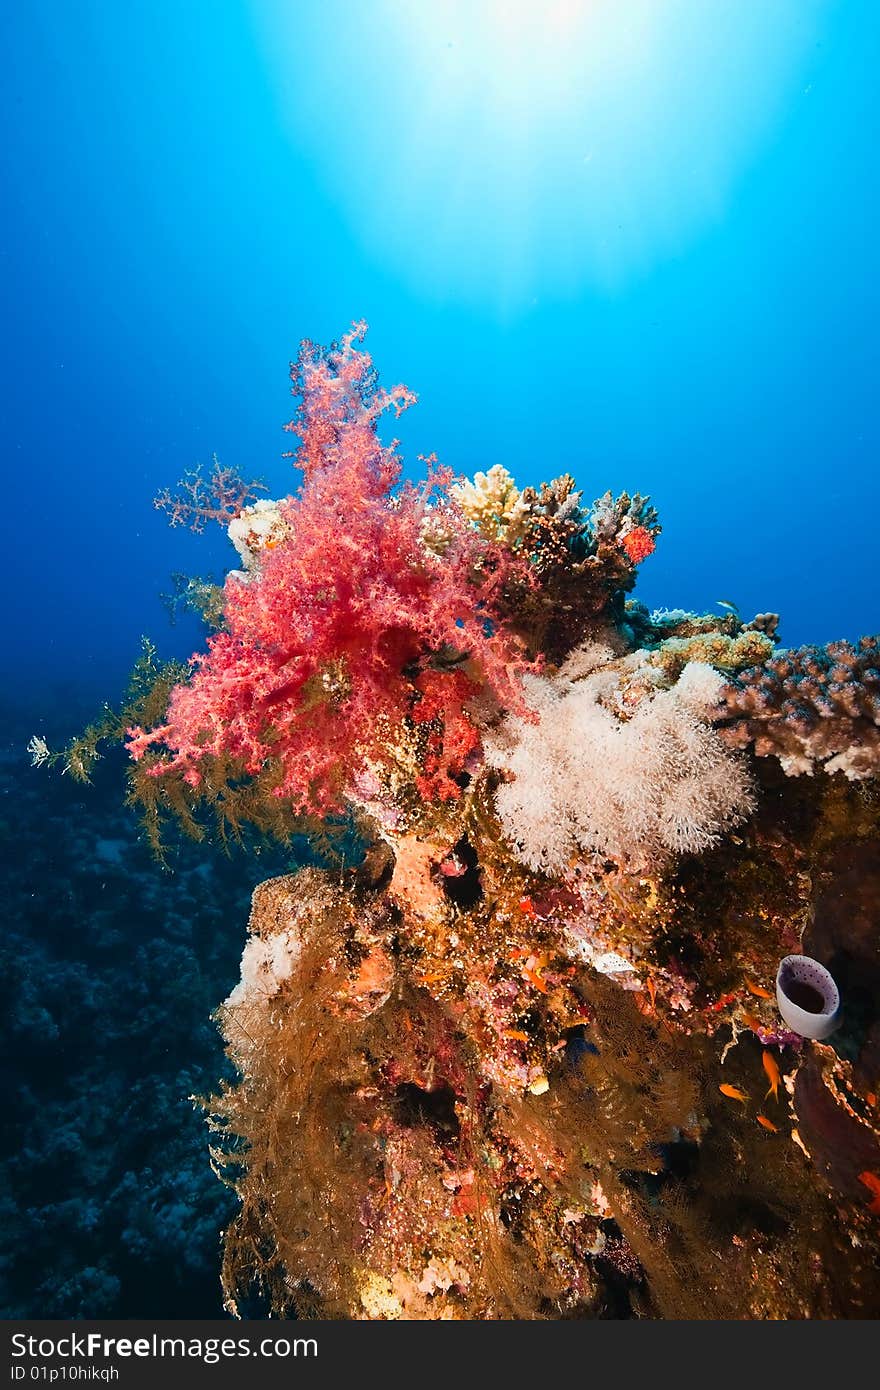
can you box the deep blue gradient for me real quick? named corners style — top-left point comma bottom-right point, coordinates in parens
top-left (0, 1), bottom-right (878, 1321)
top-left (2, 0), bottom-right (877, 716)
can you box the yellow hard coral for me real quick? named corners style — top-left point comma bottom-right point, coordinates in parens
top-left (357, 1270), bottom-right (403, 1320)
top-left (451, 464), bottom-right (531, 545)
top-left (648, 629), bottom-right (774, 681)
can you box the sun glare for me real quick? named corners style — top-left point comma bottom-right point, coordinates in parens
top-left (256, 0), bottom-right (830, 310)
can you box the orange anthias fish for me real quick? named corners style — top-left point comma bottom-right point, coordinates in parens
top-left (523, 965), bottom-right (550, 994)
top-left (858, 1171), bottom-right (880, 1214)
top-left (757, 1114), bottom-right (779, 1133)
top-left (745, 979), bottom-right (773, 999)
top-left (709, 990), bottom-right (738, 1014)
top-left (719, 1083), bottom-right (748, 1103)
top-left (762, 1050), bottom-right (781, 1102)
top-left (740, 1012), bottom-right (762, 1032)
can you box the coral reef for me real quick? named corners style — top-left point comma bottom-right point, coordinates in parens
top-left (716, 637), bottom-right (880, 779)
top-left (41, 325), bottom-right (880, 1319)
top-left (495, 477), bottom-right (661, 662)
top-left (5, 703), bottom-right (302, 1316)
top-left (127, 324), bottom-right (531, 817)
top-left (488, 654), bottom-right (754, 872)
top-left (211, 770), bottom-right (880, 1320)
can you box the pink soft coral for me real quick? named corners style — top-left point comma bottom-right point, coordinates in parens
top-left (154, 457), bottom-right (268, 532)
top-left (128, 324), bottom-right (531, 814)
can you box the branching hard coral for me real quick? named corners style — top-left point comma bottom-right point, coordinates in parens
top-left (451, 464), bottom-right (530, 545)
top-left (588, 489), bottom-right (660, 554)
top-left (488, 651), bottom-right (754, 873)
top-left (128, 325), bottom-right (533, 820)
top-left (497, 478), bottom-right (662, 662)
top-left (715, 636), bottom-right (880, 779)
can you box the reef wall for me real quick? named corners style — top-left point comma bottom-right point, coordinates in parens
top-left (43, 325), bottom-right (880, 1318)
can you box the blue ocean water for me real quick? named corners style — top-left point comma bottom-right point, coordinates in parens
top-left (2, 0), bottom-right (877, 711)
top-left (1, 0), bottom-right (877, 1318)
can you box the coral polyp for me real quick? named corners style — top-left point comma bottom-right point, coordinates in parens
top-left (52, 325), bottom-right (880, 1319)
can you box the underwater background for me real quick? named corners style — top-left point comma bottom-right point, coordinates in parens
top-left (1, 0), bottom-right (877, 1316)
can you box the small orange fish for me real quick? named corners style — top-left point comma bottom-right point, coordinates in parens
top-left (719, 1083), bottom-right (748, 1103)
top-left (740, 1012), bottom-right (762, 1032)
top-left (757, 1114), bottom-right (779, 1133)
top-left (709, 990), bottom-right (738, 1014)
top-left (762, 1049), bottom-right (781, 1103)
top-left (523, 965), bottom-right (549, 995)
top-left (503, 1029), bottom-right (529, 1043)
top-left (637, 977), bottom-right (658, 1017)
top-left (867, 1092), bottom-right (877, 1108)
top-left (857, 1171), bottom-right (880, 1215)
top-left (745, 979), bottom-right (773, 999)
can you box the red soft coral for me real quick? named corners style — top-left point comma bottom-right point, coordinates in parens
top-left (129, 324), bottom-right (531, 814)
top-left (619, 525), bottom-right (656, 565)
top-left (412, 669), bottom-right (483, 802)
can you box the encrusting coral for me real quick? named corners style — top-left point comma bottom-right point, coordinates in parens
top-left (43, 324), bottom-right (880, 1319)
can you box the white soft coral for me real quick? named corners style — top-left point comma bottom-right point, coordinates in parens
top-left (488, 653), bottom-right (753, 873)
top-left (227, 498), bottom-right (289, 574)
